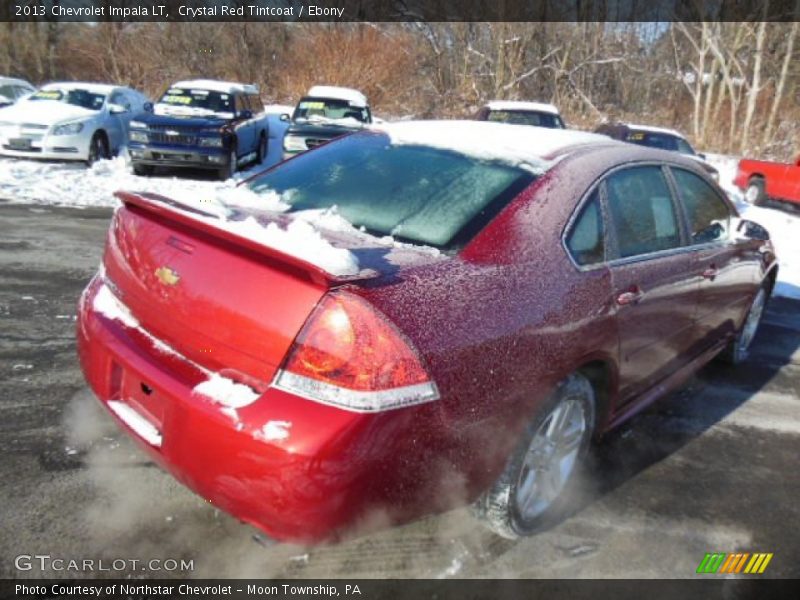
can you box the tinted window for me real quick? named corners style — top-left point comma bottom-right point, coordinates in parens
top-left (567, 190), bottom-right (605, 265)
top-left (672, 168), bottom-right (731, 244)
top-left (675, 138), bottom-right (695, 155)
top-left (247, 133), bottom-right (533, 248)
top-left (606, 166), bottom-right (682, 258)
top-left (487, 110), bottom-right (565, 129)
top-left (625, 131), bottom-right (695, 155)
top-left (110, 92), bottom-right (131, 110)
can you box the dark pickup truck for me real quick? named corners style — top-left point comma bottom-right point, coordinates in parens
top-left (128, 79), bottom-right (269, 180)
top-left (281, 86), bottom-right (371, 160)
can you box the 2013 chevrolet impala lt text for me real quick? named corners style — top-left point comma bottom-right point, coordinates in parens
top-left (76, 121), bottom-right (777, 542)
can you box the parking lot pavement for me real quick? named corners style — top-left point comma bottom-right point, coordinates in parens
top-left (1, 202), bottom-right (798, 579)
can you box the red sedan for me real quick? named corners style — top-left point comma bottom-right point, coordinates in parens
top-left (77, 121), bottom-right (777, 542)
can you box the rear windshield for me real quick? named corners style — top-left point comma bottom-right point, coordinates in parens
top-left (247, 132), bottom-right (534, 249)
top-left (293, 97), bottom-right (369, 124)
top-left (487, 110), bottom-right (564, 129)
top-left (626, 131), bottom-right (695, 155)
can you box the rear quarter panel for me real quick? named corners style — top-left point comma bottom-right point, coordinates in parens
top-left (352, 158), bottom-right (620, 500)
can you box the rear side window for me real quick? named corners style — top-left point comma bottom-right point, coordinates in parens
top-left (567, 190), bottom-right (605, 265)
top-left (606, 166), bottom-right (682, 258)
top-left (672, 168), bottom-right (731, 244)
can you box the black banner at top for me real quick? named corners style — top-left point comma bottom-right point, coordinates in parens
top-left (2, 0), bottom-right (800, 22)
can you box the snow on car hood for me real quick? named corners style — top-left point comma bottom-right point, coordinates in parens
top-left (0, 99), bottom-right (97, 125)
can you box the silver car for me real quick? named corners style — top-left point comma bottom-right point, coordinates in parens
top-left (0, 82), bottom-right (151, 164)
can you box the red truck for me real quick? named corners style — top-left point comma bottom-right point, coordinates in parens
top-left (734, 155), bottom-right (800, 206)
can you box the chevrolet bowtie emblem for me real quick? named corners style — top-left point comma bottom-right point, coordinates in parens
top-left (155, 266), bottom-right (180, 286)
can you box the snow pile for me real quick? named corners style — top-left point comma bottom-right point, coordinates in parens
top-left (193, 373), bottom-right (261, 408)
top-left (379, 120), bottom-right (609, 173)
top-left (215, 185), bottom-right (290, 212)
top-left (738, 206), bottom-right (800, 300)
top-left (0, 154), bottom-right (259, 208)
top-left (254, 420), bottom-right (292, 442)
top-left (107, 400), bottom-right (163, 447)
top-left (93, 282), bottom-right (139, 328)
top-left (293, 206), bottom-right (361, 234)
top-left (706, 153), bottom-right (800, 300)
top-left (215, 215), bottom-right (361, 276)
top-left (262, 104), bottom-right (294, 116)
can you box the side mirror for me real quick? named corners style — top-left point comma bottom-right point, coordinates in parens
top-left (795, 155), bottom-right (800, 167)
top-left (238, 109), bottom-right (253, 120)
top-left (697, 152), bottom-right (707, 160)
top-left (143, 102), bottom-right (154, 113)
top-left (737, 219), bottom-right (770, 241)
top-left (279, 113), bottom-right (291, 122)
top-left (108, 103), bottom-right (128, 115)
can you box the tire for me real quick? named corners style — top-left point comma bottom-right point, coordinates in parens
top-left (132, 163), bottom-right (153, 177)
top-left (474, 373), bottom-right (596, 539)
top-left (720, 285), bottom-right (768, 365)
top-left (219, 147), bottom-right (237, 180)
top-left (745, 177), bottom-right (766, 206)
top-left (86, 133), bottom-right (108, 166)
top-left (256, 133), bottom-right (268, 164)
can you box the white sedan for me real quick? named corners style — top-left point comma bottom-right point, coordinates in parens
top-left (0, 82), bottom-right (150, 164)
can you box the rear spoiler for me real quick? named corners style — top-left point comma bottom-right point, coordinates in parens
top-left (115, 190), bottom-right (349, 287)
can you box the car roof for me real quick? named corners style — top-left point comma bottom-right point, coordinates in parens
top-left (485, 100), bottom-right (561, 116)
top-left (42, 81), bottom-right (118, 94)
top-left (624, 122), bottom-right (688, 140)
top-left (306, 85), bottom-right (368, 107)
top-left (373, 120), bottom-right (616, 170)
top-left (171, 79), bottom-right (259, 95)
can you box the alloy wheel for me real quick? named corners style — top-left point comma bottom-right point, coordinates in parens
top-left (514, 397), bottom-right (588, 521)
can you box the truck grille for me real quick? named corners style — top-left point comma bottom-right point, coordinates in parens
top-left (148, 127), bottom-right (199, 146)
top-left (149, 132), bottom-right (197, 146)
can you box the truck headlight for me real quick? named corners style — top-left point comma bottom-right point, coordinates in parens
top-left (283, 135), bottom-right (306, 152)
top-left (52, 121), bottom-right (84, 136)
top-left (129, 121), bottom-right (147, 129)
top-left (199, 137), bottom-right (224, 148)
top-left (129, 131), bottom-right (148, 143)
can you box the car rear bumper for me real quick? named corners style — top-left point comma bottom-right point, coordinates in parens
top-left (129, 144), bottom-right (230, 170)
top-left (76, 274), bottom-right (445, 542)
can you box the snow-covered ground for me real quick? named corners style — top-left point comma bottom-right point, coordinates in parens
top-left (706, 153), bottom-right (800, 300)
top-left (0, 111), bottom-right (290, 208)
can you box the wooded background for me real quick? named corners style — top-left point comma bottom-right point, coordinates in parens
top-left (1, 22), bottom-right (798, 160)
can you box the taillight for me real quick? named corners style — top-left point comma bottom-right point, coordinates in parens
top-left (273, 291), bottom-right (439, 412)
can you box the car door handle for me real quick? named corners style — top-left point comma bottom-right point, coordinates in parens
top-left (616, 286), bottom-right (645, 306)
top-left (702, 266), bottom-right (719, 280)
